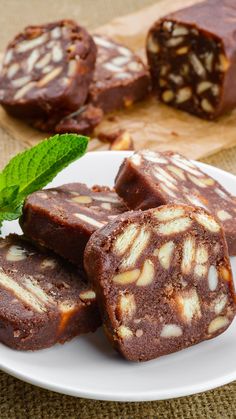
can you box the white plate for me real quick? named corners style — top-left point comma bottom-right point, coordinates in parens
top-left (0, 151), bottom-right (236, 402)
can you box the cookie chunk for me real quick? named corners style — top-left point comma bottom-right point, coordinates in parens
top-left (84, 205), bottom-right (236, 361)
top-left (0, 235), bottom-right (101, 351)
top-left (115, 150), bottom-right (236, 255)
top-left (146, 0), bottom-right (236, 119)
top-left (21, 183), bottom-right (127, 266)
top-left (0, 20), bottom-right (96, 119)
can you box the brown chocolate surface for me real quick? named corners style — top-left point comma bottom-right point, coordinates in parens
top-left (0, 235), bottom-right (101, 351)
top-left (54, 105), bottom-right (104, 135)
top-left (0, 20), bottom-right (96, 119)
top-left (146, 0), bottom-right (236, 119)
top-left (32, 104), bottom-right (104, 135)
top-left (89, 35), bottom-right (150, 113)
top-left (21, 183), bottom-right (127, 267)
top-left (31, 34), bottom-right (150, 133)
top-left (84, 204), bottom-right (236, 362)
top-left (115, 150), bottom-right (236, 256)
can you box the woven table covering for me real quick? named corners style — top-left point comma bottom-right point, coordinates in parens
top-left (0, 0), bottom-right (236, 417)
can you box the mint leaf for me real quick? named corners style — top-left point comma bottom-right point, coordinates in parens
top-left (0, 185), bottom-right (19, 208)
top-left (0, 208), bottom-right (22, 229)
top-left (0, 133), bottom-right (88, 197)
top-left (0, 186), bottom-right (22, 227)
top-left (0, 133), bottom-right (88, 228)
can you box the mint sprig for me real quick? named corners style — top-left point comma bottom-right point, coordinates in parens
top-left (0, 133), bottom-right (88, 228)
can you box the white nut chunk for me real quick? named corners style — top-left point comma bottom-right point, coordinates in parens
top-left (121, 228), bottom-right (151, 269)
top-left (72, 195), bottom-right (93, 204)
top-left (176, 289), bottom-right (201, 323)
top-left (181, 236), bottom-right (195, 275)
top-left (79, 290), bottom-right (96, 301)
top-left (208, 265), bottom-right (218, 291)
top-left (154, 240), bottom-right (175, 269)
top-left (154, 207), bottom-right (185, 221)
top-left (136, 259), bottom-right (155, 286)
top-left (208, 316), bottom-right (229, 334)
top-left (147, 34), bottom-right (160, 53)
top-left (118, 293), bottom-right (136, 319)
top-left (217, 210), bottom-right (232, 221)
top-left (160, 324), bottom-right (183, 338)
top-left (6, 245), bottom-right (29, 262)
top-left (157, 217), bottom-right (192, 235)
top-left (194, 212), bottom-right (220, 233)
top-left (117, 325), bottom-right (133, 339)
top-left (113, 224), bottom-right (138, 256)
top-left (112, 269), bottom-right (141, 285)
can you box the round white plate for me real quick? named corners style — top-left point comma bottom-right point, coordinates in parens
top-left (0, 151), bottom-right (236, 401)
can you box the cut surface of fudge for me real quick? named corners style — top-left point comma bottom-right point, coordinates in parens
top-left (84, 204), bottom-right (236, 362)
top-left (115, 150), bottom-right (236, 255)
top-left (89, 35), bottom-right (150, 113)
top-left (21, 183), bottom-right (127, 266)
top-left (0, 235), bottom-right (101, 351)
top-left (32, 34), bottom-right (150, 133)
top-left (146, 0), bottom-right (236, 119)
top-left (0, 20), bottom-right (96, 119)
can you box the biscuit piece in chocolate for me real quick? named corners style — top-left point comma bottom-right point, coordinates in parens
top-left (115, 150), bottom-right (236, 255)
top-left (21, 183), bottom-right (127, 267)
top-left (0, 235), bottom-right (101, 351)
top-left (84, 205), bottom-right (236, 362)
top-left (89, 35), bottom-right (150, 113)
top-left (0, 20), bottom-right (96, 119)
top-left (146, 0), bottom-right (236, 119)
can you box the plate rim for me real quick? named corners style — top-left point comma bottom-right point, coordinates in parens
top-left (1, 350), bottom-right (236, 401)
top-left (0, 150), bottom-right (236, 401)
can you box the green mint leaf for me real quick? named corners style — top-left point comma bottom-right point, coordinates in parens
top-left (0, 134), bottom-right (88, 197)
top-left (0, 207), bottom-right (22, 230)
top-left (0, 187), bottom-right (23, 229)
top-left (0, 133), bottom-right (88, 228)
top-left (0, 185), bottom-right (19, 209)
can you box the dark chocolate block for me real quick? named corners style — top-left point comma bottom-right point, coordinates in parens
top-left (89, 35), bottom-right (150, 113)
top-left (84, 204), bottom-right (236, 362)
top-left (21, 183), bottom-right (127, 267)
top-left (31, 35), bottom-right (150, 133)
top-left (115, 150), bottom-right (236, 256)
top-left (0, 20), bottom-right (96, 119)
top-left (146, 0), bottom-right (236, 119)
top-left (0, 235), bottom-right (101, 351)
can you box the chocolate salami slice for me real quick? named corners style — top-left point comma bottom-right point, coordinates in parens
top-left (146, 0), bottom-right (236, 119)
top-left (89, 35), bottom-right (150, 113)
top-left (0, 20), bottom-right (96, 119)
top-left (31, 35), bottom-right (150, 134)
top-left (84, 205), bottom-right (236, 362)
top-left (20, 183), bottom-right (127, 267)
top-left (115, 150), bottom-right (236, 256)
top-left (0, 235), bottom-right (101, 351)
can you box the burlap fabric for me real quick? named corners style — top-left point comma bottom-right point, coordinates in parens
top-left (0, 0), bottom-right (235, 417)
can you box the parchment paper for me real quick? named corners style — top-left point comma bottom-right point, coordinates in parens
top-left (1, 0), bottom-right (236, 160)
